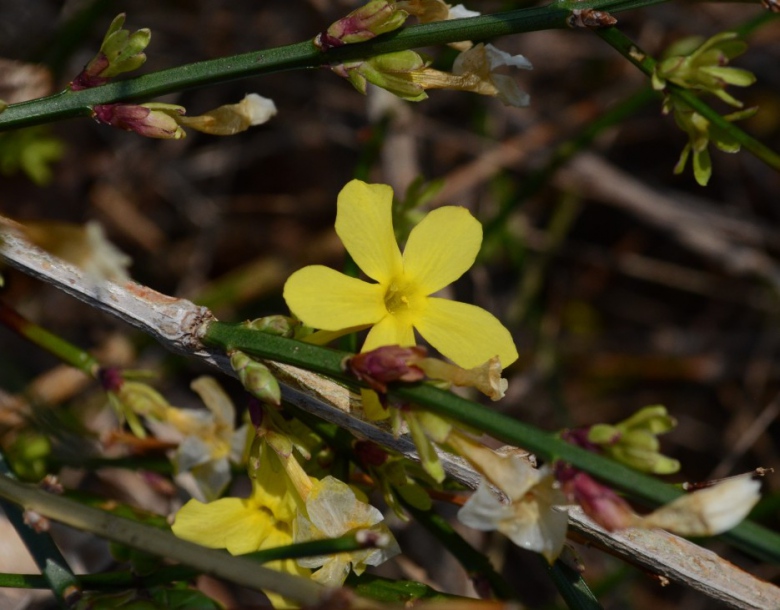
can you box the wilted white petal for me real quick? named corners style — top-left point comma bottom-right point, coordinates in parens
top-left (238, 93), bottom-right (277, 125)
top-left (639, 474), bottom-right (761, 536)
top-left (173, 435), bottom-right (212, 472)
top-left (447, 4), bottom-right (481, 18)
top-left (492, 74), bottom-right (530, 107)
top-left (485, 44), bottom-right (533, 71)
top-left (310, 557), bottom-right (351, 586)
top-left (85, 222), bottom-right (132, 283)
top-left (458, 465), bottom-right (569, 563)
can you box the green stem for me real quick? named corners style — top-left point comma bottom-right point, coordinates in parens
top-left (545, 556), bottom-right (603, 610)
top-left (202, 321), bottom-right (780, 564)
top-left (0, 535), bottom-right (376, 591)
top-left (0, 301), bottom-right (99, 375)
top-left (0, 453), bottom-right (80, 607)
top-left (0, 0), bottom-right (671, 132)
top-left (0, 473), bottom-right (326, 605)
top-left (595, 27), bottom-right (780, 172)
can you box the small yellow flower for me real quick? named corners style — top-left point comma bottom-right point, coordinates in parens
top-left (171, 442), bottom-right (310, 608)
top-left (283, 180), bottom-right (518, 371)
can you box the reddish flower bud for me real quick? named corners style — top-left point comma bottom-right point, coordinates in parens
top-left (354, 440), bottom-right (389, 467)
top-left (558, 468), bottom-right (636, 531)
top-left (343, 345), bottom-right (427, 393)
top-left (93, 103), bottom-right (185, 139)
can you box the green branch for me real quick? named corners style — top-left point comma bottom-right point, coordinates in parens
top-left (0, 0), bottom-right (669, 132)
top-left (0, 473), bottom-right (328, 606)
top-left (595, 26), bottom-right (780, 172)
top-left (0, 453), bottom-right (80, 607)
top-left (202, 321), bottom-right (780, 564)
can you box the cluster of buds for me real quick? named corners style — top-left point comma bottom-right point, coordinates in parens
top-left (651, 32), bottom-right (757, 186)
top-left (586, 405), bottom-right (680, 474)
top-left (92, 94), bottom-right (277, 140)
top-left (71, 14), bottom-right (150, 90)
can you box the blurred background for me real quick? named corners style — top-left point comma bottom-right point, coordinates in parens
top-left (1, 0), bottom-right (779, 608)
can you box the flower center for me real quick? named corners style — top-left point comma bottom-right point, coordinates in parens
top-left (384, 280), bottom-right (413, 314)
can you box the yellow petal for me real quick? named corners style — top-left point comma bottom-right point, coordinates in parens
top-left (403, 206), bottom-right (482, 294)
top-left (415, 298), bottom-right (518, 369)
top-left (336, 180), bottom-right (403, 284)
top-left (363, 313), bottom-right (416, 351)
top-left (284, 265), bottom-right (385, 330)
top-left (171, 497), bottom-right (271, 555)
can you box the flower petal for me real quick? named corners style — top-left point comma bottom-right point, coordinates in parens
top-left (284, 265), bottom-right (385, 330)
top-left (402, 206), bottom-right (482, 295)
top-left (336, 180), bottom-right (403, 284)
top-left (172, 497), bottom-right (270, 555)
top-left (362, 313), bottom-right (416, 351)
top-left (415, 298), bottom-right (518, 369)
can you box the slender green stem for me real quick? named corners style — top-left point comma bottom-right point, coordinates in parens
top-left (595, 27), bottom-right (780, 172)
top-left (0, 453), bottom-right (80, 607)
top-left (0, 473), bottom-right (327, 605)
top-left (0, 0), bottom-right (672, 132)
top-left (0, 301), bottom-right (99, 375)
top-left (202, 321), bottom-right (780, 564)
top-left (0, 535), bottom-right (376, 591)
top-left (545, 556), bottom-right (603, 610)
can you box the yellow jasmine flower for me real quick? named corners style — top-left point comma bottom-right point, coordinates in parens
top-left (171, 442), bottom-right (310, 608)
top-left (283, 180), bottom-right (518, 371)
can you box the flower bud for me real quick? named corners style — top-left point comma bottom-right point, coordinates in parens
top-left (335, 51), bottom-right (429, 102)
top-left (557, 467), bottom-right (636, 531)
top-left (244, 314), bottom-right (299, 337)
top-left (72, 13), bottom-right (151, 90)
top-left (344, 345), bottom-right (427, 393)
top-left (93, 103), bottom-right (186, 139)
top-left (315, 0), bottom-right (408, 50)
top-left (230, 350), bottom-right (281, 406)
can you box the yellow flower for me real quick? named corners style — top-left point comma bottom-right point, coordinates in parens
top-left (283, 180), bottom-right (518, 371)
top-left (171, 442), bottom-right (310, 608)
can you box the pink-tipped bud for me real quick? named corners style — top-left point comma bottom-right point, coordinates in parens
top-left (93, 103), bottom-right (186, 139)
top-left (343, 345), bottom-right (427, 393)
top-left (558, 467), bottom-right (636, 531)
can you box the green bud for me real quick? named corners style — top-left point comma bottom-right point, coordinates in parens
top-left (230, 350), bottom-right (281, 405)
top-left (100, 14), bottom-right (151, 78)
top-left (72, 14), bottom-right (150, 90)
top-left (244, 314), bottom-right (298, 337)
top-left (587, 405), bottom-right (680, 474)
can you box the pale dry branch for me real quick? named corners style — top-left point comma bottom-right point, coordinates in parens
top-left (1, 223), bottom-right (779, 609)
